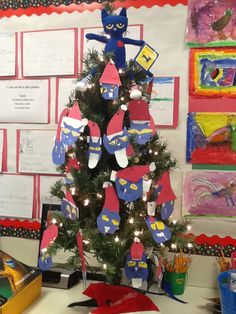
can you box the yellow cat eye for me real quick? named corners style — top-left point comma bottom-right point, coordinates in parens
top-left (156, 221), bottom-right (165, 230)
top-left (71, 130), bottom-right (80, 137)
top-left (130, 184), bottom-right (138, 190)
top-left (138, 261), bottom-right (147, 268)
top-left (116, 23), bottom-right (124, 29)
top-left (119, 178), bottom-right (127, 185)
top-left (140, 129), bottom-right (153, 134)
top-left (61, 127), bottom-right (70, 134)
top-left (102, 215), bottom-right (109, 222)
top-left (120, 136), bottom-right (128, 142)
top-left (89, 147), bottom-right (95, 151)
top-left (95, 147), bottom-right (101, 151)
top-left (106, 24), bottom-right (114, 30)
top-left (112, 219), bottom-right (119, 226)
top-left (127, 261), bottom-right (136, 267)
top-left (110, 139), bottom-right (118, 145)
top-left (151, 223), bottom-right (157, 230)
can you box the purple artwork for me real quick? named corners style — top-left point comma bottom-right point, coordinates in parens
top-left (186, 0), bottom-right (236, 47)
top-left (183, 171), bottom-right (236, 217)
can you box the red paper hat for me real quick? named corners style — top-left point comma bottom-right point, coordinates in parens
top-left (83, 283), bottom-right (159, 313)
top-left (131, 240), bottom-right (144, 260)
top-left (106, 109), bottom-right (125, 138)
top-left (116, 165), bottom-right (150, 182)
top-left (103, 185), bottom-right (119, 213)
top-left (99, 62), bottom-right (121, 85)
top-left (40, 224), bottom-right (58, 251)
top-left (156, 171), bottom-right (176, 205)
top-left (128, 99), bottom-right (150, 121)
top-left (62, 101), bottom-right (87, 129)
top-left (126, 143), bottom-right (135, 157)
top-left (64, 190), bottom-right (76, 205)
top-left (88, 120), bottom-right (101, 138)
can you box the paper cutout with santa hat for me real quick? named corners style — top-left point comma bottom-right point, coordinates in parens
top-left (61, 190), bottom-right (79, 220)
top-left (87, 120), bottom-right (102, 169)
top-left (65, 154), bottom-right (80, 185)
top-left (97, 182), bottom-right (120, 234)
top-left (146, 216), bottom-right (171, 244)
top-left (128, 99), bottom-right (155, 145)
top-left (103, 109), bottom-right (130, 168)
top-left (60, 101), bottom-right (88, 146)
top-left (114, 164), bottom-right (154, 202)
top-left (125, 238), bottom-right (148, 288)
top-left (99, 62), bottom-right (121, 100)
top-left (38, 224), bottom-right (58, 271)
top-left (156, 171), bottom-right (176, 220)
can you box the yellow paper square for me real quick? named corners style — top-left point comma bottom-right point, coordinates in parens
top-left (135, 44), bottom-right (158, 71)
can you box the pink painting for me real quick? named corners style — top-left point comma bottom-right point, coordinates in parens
top-left (183, 171), bottom-right (236, 217)
top-left (186, 0), bottom-right (236, 47)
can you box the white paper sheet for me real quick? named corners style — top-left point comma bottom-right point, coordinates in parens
top-left (18, 129), bottom-right (57, 174)
top-left (0, 33), bottom-right (16, 77)
top-left (39, 175), bottom-right (63, 217)
top-left (82, 25), bottom-right (142, 68)
top-left (22, 29), bottom-right (76, 76)
top-left (0, 174), bottom-right (34, 218)
top-left (0, 79), bottom-right (49, 123)
top-left (149, 77), bottom-right (175, 126)
top-left (56, 78), bottom-right (77, 122)
top-left (0, 130), bottom-right (3, 172)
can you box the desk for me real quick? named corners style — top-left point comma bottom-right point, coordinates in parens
top-left (24, 283), bottom-right (219, 314)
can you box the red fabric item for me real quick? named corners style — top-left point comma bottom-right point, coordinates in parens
top-left (83, 283), bottom-right (159, 313)
top-left (130, 241), bottom-right (144, 260)
top-left (116, 165), bottom-right (150, 182)
top-left (156, 171), bottom-right (176, 205)
top-left (103, 185), bottom-right (119, 213)
top-left (100, 62), bottom-right (121, 85)
top-left (106, 109), bottom-right (125, 136)
top-left (128, 99), bottom-right (150, 121)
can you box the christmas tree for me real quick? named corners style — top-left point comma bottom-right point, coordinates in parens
top-left (39, 5), bottom-right (193, 287)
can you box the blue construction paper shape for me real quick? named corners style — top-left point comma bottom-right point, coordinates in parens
top-left (161, 201), bottom-right (175, 220)
top-left (125, 252), bottom-right (148, 282)
top-left (61, 199), bottom-right (79, 220)
top-left (146, 217), bottom-right (171, 244)
top-left (100, 84), bottom-right (119, 100)
top-left (52, 140), bottom-right (65, 165)
top-left (38, 254), bottom-right (53, 271)
top-left (115, 177), bottom-right (143, 202)
top-left (97, 208), bottom-right (120, 234)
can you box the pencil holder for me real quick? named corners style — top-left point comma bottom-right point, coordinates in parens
top-left (163, 271), bottom-right (187, 295)
top-left (218, 271), bottom-right (236, 314)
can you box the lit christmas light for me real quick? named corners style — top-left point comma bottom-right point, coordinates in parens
top-left (134, 230), bottom-right (141, 236)
top-left (88, 84), bottom-right (92, 89)
top-left (52, 218), bottom-right (57, 224)
top-left (187, 225), bottom-right (192, 231)
top-left (149, 149), bottom-right (152, 153)
top-left (187, 243), bottom-right (193, 248)
top-left (103, 264), bottom-right (107, 269)
top-left (172, 220), bottom-right (177, 225)
top-left (71, 187), bottom-right (76, 195)
top-left (41, 248), bottom-right (47, 254)
top-left (59, 223), bottom-right (63, 227)
top-left (120, 97), bottom-right (125, 101)
top-left (83, 240), bottom-right (90, 245)
top-left (100, 56), bottom-right (104, 61)
top-left (106, 34), bottom-right (111, 39)
top-left (142, 195), bottom-right (147, 201)
top-left (118, 69), bottom-right (123, 74)
top-left (114, 236), bottom-right (119, 242)
top-left (84, 199), bottom-right (90, 206)
top-left (154, 151), bottom-right (158, 155)
top-left (97, 193), bottom-right (103, 199)
top-left (129, 218), bottom-right (134, 224)
top-left (171, 243), bottom-right (177, 249)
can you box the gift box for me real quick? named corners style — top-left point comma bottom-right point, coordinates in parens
top-left (0, 250), bottom-right (42, 314)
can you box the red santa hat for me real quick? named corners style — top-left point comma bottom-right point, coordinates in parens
top-left (88, 120), bottom-right (101, 140)
top-left (40, 224), bottom-right (58, 251)
top-left (62, 101), bottom-right (88, 129)
top-left (156, 171), bottom-right (176, 205)
top-left (64, 190), bottom-right (77, 206)
top-left (99, 62), bottom-right (121, 85)
top-left (116, 165), bottom-right (151, 183)
top-left (131, 238), bottom-right (144, 260)
top-left (103, 184), bottom-right (119, 213)
top-left (106, 109), bottom-right (125, 140)
top-left (128, 99), bottom-right (150, 122)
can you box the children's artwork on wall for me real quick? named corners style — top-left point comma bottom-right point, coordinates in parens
top-left (148, 76), bottom-right (179, 128)
top-left (187, 112), bottom-right (236, 164)
top-left (189, 48), bottom-right (236, 98)
top-left (186, 0), bottom-right (236, 47)
top-left (183, 170), bottom-right (236, 217)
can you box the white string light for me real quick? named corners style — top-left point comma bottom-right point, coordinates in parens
top-left (97, 193), bottom-right (103, 199)
top-left (71, 187), bottom-right (76, 195)
top-left (52, 218), bottom-right (57, 224)
top-left (103, 264), bottom-right (107, 269)
top-left (59, 223), bottom-right (63, 227)
top-left (187, 243), bottom-right (193, 248)
top-left (84, 199), bottom-right (90, 206)
top-left (187, 225), bottom-right (192, 231)
top-left (83, 240), bottom-right (90, 245)
top-left (171, 243), bottom-right (177, 250)
top-left (134, 230), bottom-right (141, 236)
top-left (142, 195), bottom-right (147, 201)
top-left (172, 220), bottom-right (177, 225)
top-left (114, 236), bottom-right (119, 242)
top-left (154, 151), bottom-right (158, 155)
top-left (129, 218), bottom-right (134, 224)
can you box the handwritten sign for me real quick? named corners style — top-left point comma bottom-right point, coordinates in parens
top-left (0, 79), bottom-right (50, 123)
top-left (0, 174), bottom-right (35, 218)
top-left (22, 29), bottom-right (77, 77)
top-left (17, 129), bottom-right (57, 174)
top-left (0, 33), bottom-right (16, 77)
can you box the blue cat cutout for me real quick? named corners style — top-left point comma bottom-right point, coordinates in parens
top-left (115, 177), bottom-right (143, 202)
top-left (61, 199), bottom-right (79, 220)
top-left (161, 201), bottom-right (175, 220)
top-left (97, 208), bottom-right (120, 234)
top-left (125, 252), bottom-right (148, 282)
top-left (61, 122), bottom-right (84, 146)
top-left (146, 217), bottom-right (171, 244)
top-left (52, 139), bottom-right (65, 165)
top-left (128, 122), bottom-right (153, 145)
top-left (103, 127), bottom-right (129, 154)
top-left (38, 254), bottom-right (53, 271)
top-left (100, 83), bottom-right (119, 100)
top-left (86, 8), bottom-right (144, 69)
